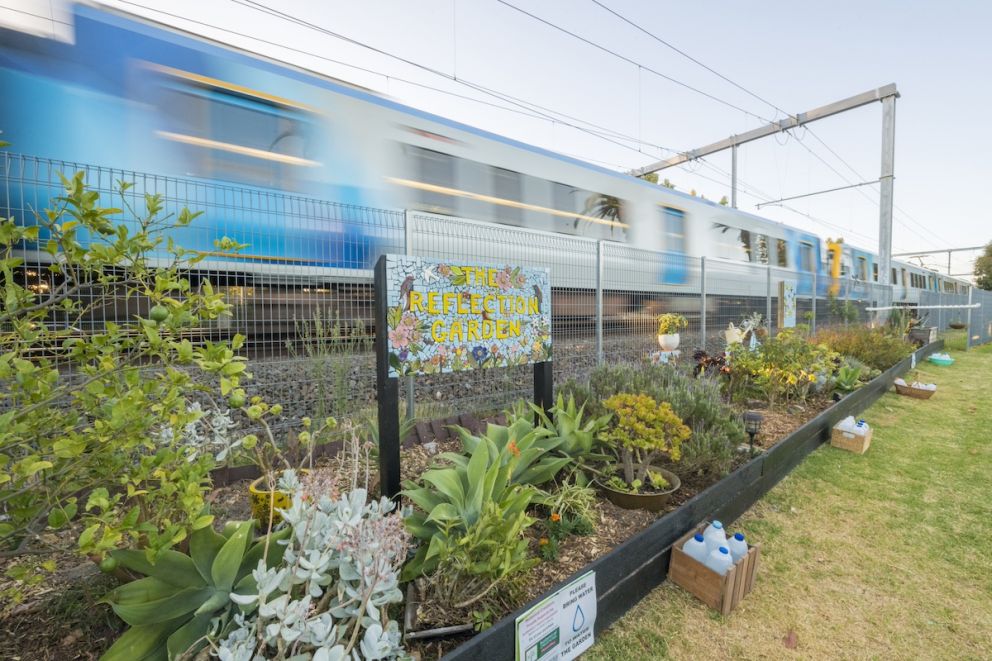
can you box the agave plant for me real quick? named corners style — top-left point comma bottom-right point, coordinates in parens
top-left (447, 417), bottom-right (570, 487)
top-left (529, 394), bottom-right (612, 463)
top-left (401, 434), bottom-right (539, 580)
top-left (99, 521), bottom-right (289, 661)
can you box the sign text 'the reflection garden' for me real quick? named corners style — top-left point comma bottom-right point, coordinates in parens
top-left (384, 255), bottom-right (551, 377)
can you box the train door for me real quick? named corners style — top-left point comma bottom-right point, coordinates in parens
top-left (795, 237), bottom-right (818, 296)
top-left (659, 206), bottom-right (688, 284)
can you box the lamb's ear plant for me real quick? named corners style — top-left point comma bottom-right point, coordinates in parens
top-left (98, 521), bottom-right (290, 661)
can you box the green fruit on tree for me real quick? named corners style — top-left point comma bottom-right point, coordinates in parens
top-left (100, 556), bottom-right (119, 573)
top-left (149, 305), bottom-right (169, 324)
top-left (227, 391), bottom-right (246, 409)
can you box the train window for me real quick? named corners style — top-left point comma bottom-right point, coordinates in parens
top-left (892, 268), bottom-right (898, 285)
top-left (710, 223), bottom-right (748, 261)
top-left (155, 81), bottom-right (317, 192)
top-left (856, 256), bottom-right (868, 281)
top-left (409, 146), bottom-right (457, 214)
top-left (662, 207), bottom-right (686, 253)
top-left (552, 182), bottom-right (577, 215)
top-left (756, 235), bottom-right (769, 264)
top-left (492, 167), bottom-right (522, 222)
top-left (872, 263), bottom-right (879, 282)
top-left (800, 242), bottom-right (815, 272)
top-left (776, 239), bottom-right (788, 267)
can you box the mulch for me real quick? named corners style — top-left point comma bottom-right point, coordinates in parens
top-left (0, 399), bottom-right (834, 660)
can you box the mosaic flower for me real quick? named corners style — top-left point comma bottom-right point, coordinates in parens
top-left (496, 268), bottom-right (512, 291)
top-left (438, 264), bottom-right (451, 276)
top-left (398, 349), bottom-right (409, 362)
top-left (513, 272), bottom-right (527, 288)
top-left (388, 326), bottom-right (410, 349)
top-left (471, 346), bottom-right (488, 362)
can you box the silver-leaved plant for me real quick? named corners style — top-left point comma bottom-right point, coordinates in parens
top-left (216, 471), bottom-right (410, 660)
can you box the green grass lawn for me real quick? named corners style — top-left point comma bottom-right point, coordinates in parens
top-left (588, 336), bottom-right (992, 660)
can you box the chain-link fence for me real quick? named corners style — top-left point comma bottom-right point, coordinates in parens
top-left (6, 152), bottom-right (985, 435)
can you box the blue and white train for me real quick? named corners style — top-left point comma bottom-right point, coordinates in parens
top-left (0, 3), bottom-right (966, 328)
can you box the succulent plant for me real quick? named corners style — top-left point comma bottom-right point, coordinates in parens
top-left (99, 521), bottom-right (289, 661)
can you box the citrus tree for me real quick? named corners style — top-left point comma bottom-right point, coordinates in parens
top-left (0, 166), bottom-right (250, 570)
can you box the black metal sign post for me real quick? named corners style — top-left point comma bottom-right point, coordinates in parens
top-left (534, 360), bottom-right (553, 419)
top-left (374, 256), bottom-right (402, 501)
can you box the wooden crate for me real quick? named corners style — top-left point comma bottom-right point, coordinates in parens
top-left (830, 425), bottom-right (873, 454)
top-left (668, 522), bottom-right (760, 615)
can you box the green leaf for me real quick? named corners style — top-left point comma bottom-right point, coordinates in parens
top-left (189, 525), bottom-right (226, 584)
top-left (422, 469), bottom-right (465, 510)
top-left (166, 613), bottom-right (212, 660)
top-left (100, 577), bottom-right (176, 607)
top-left (109, 550), bottom-right (204, 589)
top-left (211, 521), bottom-right (251, 591)
top-left (191, 590), bottom-right (228, 617)
top-left (110, 586), bottom-right (211, 626)
top-left (99, 618), bottom-right (185, 661)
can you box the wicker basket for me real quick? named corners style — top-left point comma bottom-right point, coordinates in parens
top-left (894, 383), bottom-right (935, 399)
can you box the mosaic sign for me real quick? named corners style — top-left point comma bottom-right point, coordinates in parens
top-left (382, 255), bottom-right (551, 377)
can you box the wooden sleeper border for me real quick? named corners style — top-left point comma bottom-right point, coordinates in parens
top-left (440, 340), bottom-right (944, 660)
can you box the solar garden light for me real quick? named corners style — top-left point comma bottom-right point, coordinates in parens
top-left (744, 411), bottom-right (764, 455)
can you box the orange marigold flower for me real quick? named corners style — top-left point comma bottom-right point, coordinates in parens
top-left (539, 537), bottom-right (549, 546)
top-left (550, 512), bottom-right (561, 522)
top-left (507, 439), bottom-right (520, 457)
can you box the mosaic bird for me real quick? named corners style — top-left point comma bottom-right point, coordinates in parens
top-left (422, 264), bottom-right (440, 284)
top-left (532, 285), bottom-right (543, 312)
top-left (400, 275), bottom-right (415, 311)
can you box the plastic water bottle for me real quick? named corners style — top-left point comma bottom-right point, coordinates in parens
top-left (704, 546), bottom-right (733, 575)
top-left (683, 534), bottom-right (709, 564)
top-left (728, 532), bottom-right (748, 563)
top-left (703, 521), bottom-right (728, 553)
top-left (855, 420), bottom-right (869, 437)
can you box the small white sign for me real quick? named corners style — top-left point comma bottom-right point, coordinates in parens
top-left (515, 571), bottom-right (596, 661)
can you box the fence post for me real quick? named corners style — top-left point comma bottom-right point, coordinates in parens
top-left (766, 265), bottom-right (773, 338)
top-left (403, 210), bottom-right (415, 419)
top-left (700, 256), bottom-right (707, 353)
top-left (596, 240), bottom-right (604, 365)
top-left (966, 285), bottom-right (973, 351)
top-left (811, 270), bottom-right (817, 335)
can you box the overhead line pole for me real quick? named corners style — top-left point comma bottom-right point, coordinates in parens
top-left (629, 84), bottom-right (900, 177)
top-left (630, 83), bottom-right (901, 292)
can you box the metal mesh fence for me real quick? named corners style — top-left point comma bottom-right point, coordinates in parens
top-left (12, 153), bottom-right (985, 437)
top-left (920, 288), bottom-right (992, 348)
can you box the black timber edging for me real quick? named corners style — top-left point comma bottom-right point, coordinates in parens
top-left (441, 340), bottom-right (944, 660)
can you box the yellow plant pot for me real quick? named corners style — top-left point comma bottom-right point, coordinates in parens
top-left (248, 474), bottom-right (296, 525)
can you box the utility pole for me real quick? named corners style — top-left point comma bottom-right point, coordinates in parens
top-left (877, 94), bottom-right (897, 288)
top-left (731, 144), bottom-right (738, 209)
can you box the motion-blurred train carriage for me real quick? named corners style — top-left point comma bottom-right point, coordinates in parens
top-left (0, 3), bottom-right (967, 342)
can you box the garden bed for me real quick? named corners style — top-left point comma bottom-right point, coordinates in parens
top-left (436, 340), bottom-right (942, 660)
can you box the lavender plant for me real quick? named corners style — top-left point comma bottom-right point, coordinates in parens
top-left (216, 472), bottom-right (410, 661)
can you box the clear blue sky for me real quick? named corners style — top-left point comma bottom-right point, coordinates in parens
top-left (6, 0), bottom-right (990, 276)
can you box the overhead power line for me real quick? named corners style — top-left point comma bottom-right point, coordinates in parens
top-left (493, 0), bottom-right (774, 123)
top-left (584, 2), bottom-right (939, 250)
top-left (116, 0), bottom-right (880, 244)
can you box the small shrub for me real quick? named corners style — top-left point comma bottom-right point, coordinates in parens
top-left (562, 363), bottom-right (745, 478)
top-left (601, 394), bottom-right (691, 488)
top-left (815, 326), bottom-right (914, 370)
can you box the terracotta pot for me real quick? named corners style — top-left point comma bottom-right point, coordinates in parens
top-left (657, 333), bottom-right (681, 351)
top-left (599, 468), bottom-right (681, 512)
